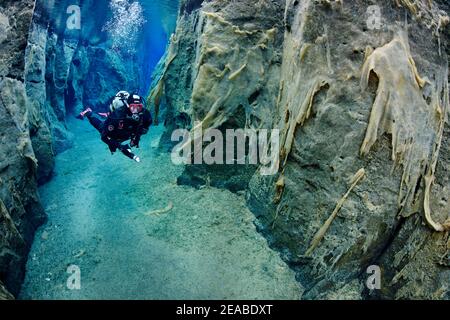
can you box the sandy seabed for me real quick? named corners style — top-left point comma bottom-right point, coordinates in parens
top-left (19, 119), bottom-right (301, 300)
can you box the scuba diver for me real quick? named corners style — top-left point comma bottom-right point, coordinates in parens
top-left (76, 91), bottom-right (152, 162)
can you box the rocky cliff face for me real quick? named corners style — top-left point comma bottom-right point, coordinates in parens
top-left (152, 0), bottom-right (450, 299)
top-left (0, 0), bottom-right (46, 299)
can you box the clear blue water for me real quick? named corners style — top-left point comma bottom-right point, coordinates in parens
top-left (139, 0), bottom-right (179, 94)
top-left (36, 0), bottom-right (179, 97)
top-left (102, 0), bottom-right (180, 95)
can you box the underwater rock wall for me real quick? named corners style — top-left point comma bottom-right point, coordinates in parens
top-left (268, 0), bottom-right (449, 299)
top-left (152, 0), bottom-right (286, 191)
top-left (0, 0), bottom-right (47, 299)
top-left (154, 0), bottom-right (450, 299)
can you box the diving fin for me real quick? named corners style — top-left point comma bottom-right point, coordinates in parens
top-left (76, 107), bottom-right (93, 120)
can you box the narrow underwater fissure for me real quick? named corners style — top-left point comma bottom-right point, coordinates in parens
top-left (19, 120), bottom-right (300, 299)
top-left (17, 0), bottom-right (301, 299)
top-left (3, 0), bottom-right (448, 301)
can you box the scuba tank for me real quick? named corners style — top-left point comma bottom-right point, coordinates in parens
top-left (110, 91), bottom-right (130, 113)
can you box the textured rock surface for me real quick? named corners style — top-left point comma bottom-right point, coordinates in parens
top-left (0, 280), bottom-right (14, 300)
top-left (153, 0), bottom-right (285, 191)
top-left (265, 0), bottom-right (449, 299)
top-left (0, 0), bottom-right (46, 299)
top-left (25, 22), bottom-right (56, 183)
top-left (0, 0), bottom-right (34, 81)
top-left (152, 0), bottom-right (450, 299)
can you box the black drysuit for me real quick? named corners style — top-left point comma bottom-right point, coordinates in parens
top-left (88, 108), bottom-right (152, 159)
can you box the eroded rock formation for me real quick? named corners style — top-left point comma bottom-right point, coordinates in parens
top-left (151, 0), bottom-right (450, 299)
top-left (0, 0), bottom-right (46, 299)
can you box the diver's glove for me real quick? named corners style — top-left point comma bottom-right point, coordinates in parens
top-left (130, 136), bottom-right (140, 148)
top-left (108, 144), bottom-right (118, 153)
top-left (102, 136), bottom-right (120, 153)
top-left (119, 144), bottom-right (141, 162)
